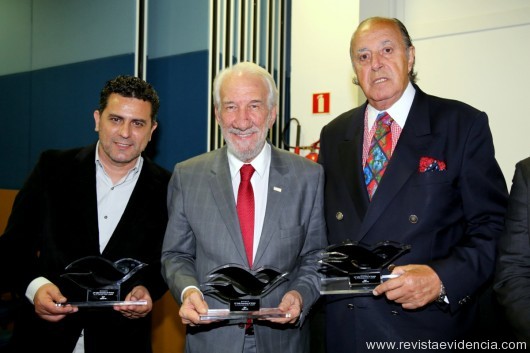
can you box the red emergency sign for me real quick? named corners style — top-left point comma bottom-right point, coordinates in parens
top-left (312, 92), bottom-right (330, 114)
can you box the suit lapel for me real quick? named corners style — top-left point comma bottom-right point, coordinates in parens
top-left (359, 89), bottom-right (433, 239)
top-left (253, 146), bottom-right (288, 267)
top-left (208, 147), bottom-right (250, 265)
top-left (74, 146), bottom-right (101, 253)
top-left (103, 157), bottom-right (160, 255)
top-left (339, 105), bottom-right (370, 220)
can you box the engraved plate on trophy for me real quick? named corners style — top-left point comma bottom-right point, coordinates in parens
top-left (199, 264), bottom-right (291, 321)
top-left (319, 240), bottom-right (411, 295)
top-left (56, 256), bottom-right (148, 307)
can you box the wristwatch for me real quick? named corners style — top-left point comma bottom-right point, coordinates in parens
top-left (436, 283), bottom-right (447, 303)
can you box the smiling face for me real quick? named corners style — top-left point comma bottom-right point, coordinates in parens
top-left (351, 18), bottom-right (415, 110)
top-left (94, 93), bottom-right (157, 170)
top-left (215, 71), bottom-right (277, 163)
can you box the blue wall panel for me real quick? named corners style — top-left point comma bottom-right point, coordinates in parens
top-left (0, 54), bottom-right (135, 189)
top-left (147, 50), bottom-right (209, 172)
top-left (0, 52), bottom-right (209, 189)
top-left (0, 72), bottom-right (31, 189)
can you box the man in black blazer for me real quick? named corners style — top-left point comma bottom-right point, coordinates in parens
top-left (494, 156), bottom-right (530, 344)
top-left (318, 17), bottom-right (508, 352)
top-left (0, 75), bottom-right (171, 353)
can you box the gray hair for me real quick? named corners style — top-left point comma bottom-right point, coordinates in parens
top-left (212, 62), bottom-right (279, 109)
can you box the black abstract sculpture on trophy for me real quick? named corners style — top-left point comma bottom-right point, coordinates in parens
top-left (58, 256), bottom-right (148, 307)
top-left (319, 240), bottom-right (411, 295)
top-left (199, 263), bottom-right (290, 320)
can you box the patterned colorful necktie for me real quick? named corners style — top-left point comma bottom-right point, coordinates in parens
top-left (364, 112), bottom-right (393, 200)
top-left (237, 164), bottom-right (255, 267)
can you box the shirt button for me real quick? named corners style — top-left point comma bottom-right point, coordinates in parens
top-left (336, 212), bottom-right (344, 221)
top-left (409, 215), bottom-right (418, 223)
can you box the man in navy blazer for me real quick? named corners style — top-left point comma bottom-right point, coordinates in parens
top-left (0, 75), bottom-right (171, 353)
top-left (318, 17), bottom-right (508, 351)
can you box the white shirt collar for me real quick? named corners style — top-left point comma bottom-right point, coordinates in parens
top-left (228, 142), bottom-right (271, 180)
top-left (367, 82), bottom-right (416, 128)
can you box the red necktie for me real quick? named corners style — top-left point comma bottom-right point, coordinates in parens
top-left (364, 112), bottom-right (393, 200)
top-left (237, 164), bottom-right (255, 267)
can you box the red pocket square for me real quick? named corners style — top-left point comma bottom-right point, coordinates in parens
top-left (419, 157), bottom-right (446, 172)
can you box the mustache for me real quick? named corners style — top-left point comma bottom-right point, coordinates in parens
top-left (227, 127), bottom-right (260, 135)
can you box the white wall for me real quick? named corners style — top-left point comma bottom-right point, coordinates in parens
top-left (290, 0), bottom-right (530, 186)
top-left (404, 0), bottom-right (530, 187)
top-left (290, 0), bottom-right (360, 154)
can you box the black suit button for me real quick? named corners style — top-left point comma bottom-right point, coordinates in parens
top-left (391, 310), bottom-right (399, 316)
top-left (409, 215), bottom-right (418, 223)
top-left (347, 303), bottom-right (355, 310)
top-left (336, 212), bottom-right (344, 221)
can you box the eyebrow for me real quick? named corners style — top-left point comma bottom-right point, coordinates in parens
top-left (109, 114), bottom-right (148, 123)
top-left (356, 39), bottom-right (393, 53)
top-left (222, 99), bottom-right (264, 105)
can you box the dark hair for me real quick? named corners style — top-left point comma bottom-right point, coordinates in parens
top-left (351, 17), bottom-right (417, 84)
top-left (98, 75), bottom-right (160, 123)
top-left (392, 17), bottom-right (417, 83)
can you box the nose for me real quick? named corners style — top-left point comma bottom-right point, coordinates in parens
top-left (233, 108), bottom-right (253, 130)
top-left (371, 53), bottom-right (383, 71)
top-left (119, 123), bottom-right (131, 138)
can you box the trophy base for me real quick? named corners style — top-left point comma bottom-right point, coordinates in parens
top-left (320, 277), bottom-right (375, 295)
top-left (55, 300), bottom-right (148, 307)
top-left (320, 274), bottom-right (398, 295)
top-left (199, 308), bottom-right (291, 321)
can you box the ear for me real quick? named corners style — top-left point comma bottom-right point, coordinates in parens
top-left (268, 106), bottom-right (278, 128)
top-left (149, 121), bottom-right (158, 142)
top-left (407, 46), bottom-right (416, 72)
top-left (214, 106), bottom-right (222, 124)
top-left (93, 110), bottom-right (100, 132)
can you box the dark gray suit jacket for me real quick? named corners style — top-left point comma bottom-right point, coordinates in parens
top-left (0, 144), bottom-right (170, 353)
top-left (318, 85), bottom-right (508, 352)
top-left (161, 143), bottom-right (327, 353)
top-left (494, 156), bottom-right (530, 344)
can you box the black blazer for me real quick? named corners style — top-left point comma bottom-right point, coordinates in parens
top-left (494, 156), bottom-right (530, 343)
top-left (318, 85), bottom-right (508, 352)
top-left (1, 144), bottom-right (171, 353)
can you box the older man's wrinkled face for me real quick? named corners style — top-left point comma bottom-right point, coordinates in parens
top-left (351, 19), bottom-right (414, 111)
top-left (215, 72), bottom-right (276, 163)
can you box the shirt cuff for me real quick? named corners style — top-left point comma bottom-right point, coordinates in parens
top-left (25, 277), bottom-right (52, 304)
top-left (181, 285), bottom-right (203, 303)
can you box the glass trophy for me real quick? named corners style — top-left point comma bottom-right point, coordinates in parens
top-left (319, 240), bottom-right (411, 295)
top-left (199, 264), bottom-right (291, 321)
top-left (56, 256), bottom-right (148, 307)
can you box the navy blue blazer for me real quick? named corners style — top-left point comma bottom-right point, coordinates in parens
top-left (0, 144), bottom-right (171, 353)
top-left (318, 85), bottom-right (508, 351)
